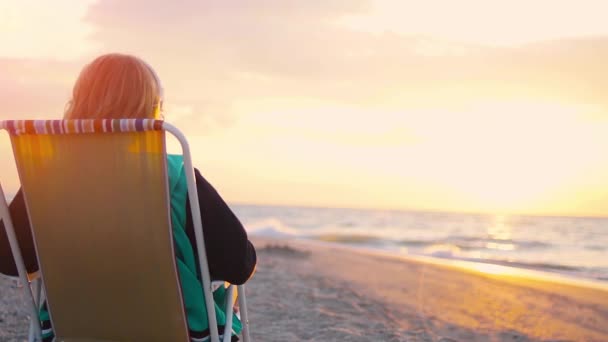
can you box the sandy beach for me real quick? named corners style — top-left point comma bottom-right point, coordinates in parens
top-left (2, 237), bottom-right (607, 341)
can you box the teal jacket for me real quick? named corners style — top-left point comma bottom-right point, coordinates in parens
top-left (167, 155), bottom-right (242, 340)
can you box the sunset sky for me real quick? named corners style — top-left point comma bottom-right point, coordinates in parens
top-left (1, 0), bottom-right (607, 216)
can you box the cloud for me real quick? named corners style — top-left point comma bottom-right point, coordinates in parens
top-left (1, 1), bottom-right (608, 213)
top-left (0, 1), bottom-right (97, 60)
top-left (80, 0), bottom-right (375, 132)
top-left (342, 0), bottom-right (608, 46)
top-left (82, 0), bottom-right (608, 117)
top-left (0, 58), bottom-right (80, 119)
top-left (3, 1), bottom-right (608, 125)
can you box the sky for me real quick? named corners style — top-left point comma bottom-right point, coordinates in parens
top-left (1, 0), bottom-right (608, 216)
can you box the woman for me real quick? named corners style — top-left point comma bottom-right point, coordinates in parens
top-left (0, 53), bottom-right (257, 341)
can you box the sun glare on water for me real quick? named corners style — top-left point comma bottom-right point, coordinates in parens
top-left (468, 263), bottom-right (517, 276)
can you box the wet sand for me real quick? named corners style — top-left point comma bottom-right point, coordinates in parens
top-left (245, 237), bottom-right (608, 341)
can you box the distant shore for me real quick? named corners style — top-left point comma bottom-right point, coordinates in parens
top-left (2, 236), bottom-right (607, 341)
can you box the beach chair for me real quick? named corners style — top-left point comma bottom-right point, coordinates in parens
top-left (0, 119), bottom-right (251, 342)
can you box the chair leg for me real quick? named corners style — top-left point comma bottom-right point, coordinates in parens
top-left (33, 277), bottom-right (42, 307)
top-left (237, 285), bottom-right (251, 342)
top-left (28, 318), bottom-right (35, 342)
top-left (28, 278), bottom-right (42, 342)
top-left (0, 184), bottom-right (42, 340)
top-left (222, 285), bottom-right (235, 342)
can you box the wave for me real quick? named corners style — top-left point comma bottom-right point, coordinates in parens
top-left (443, 235), bottom-right (551, 249)
top-left (247, 224), bottom-right (556, 254)
top-left (311, 233), bottom-right (382, 244)
top-left (246, 220), bottom-right (607, 265)
top-left (422, 243), bottom-right (463, 258)
top-left (244, 217), bottom-right (608, 281)
top-left (490, 260), bottom-right (581, 272)
top-left (585, 244), bottom-right (606, 251)
top-left (245, 218), bottom-right (301, 238)
top-left (412, 252), bottom-right (608, 281)
top-left (397, 236), bottom-right (552, 253)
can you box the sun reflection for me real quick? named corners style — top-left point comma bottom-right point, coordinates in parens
top-left (485, 242), bottom-right (516, 251)
top-left (488, 215), bottom-right (513, 241)
top-left (469, 263), bottom-right (514, 275)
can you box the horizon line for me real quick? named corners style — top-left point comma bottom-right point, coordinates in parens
top-left (228, 200), bottom-right (608, 220)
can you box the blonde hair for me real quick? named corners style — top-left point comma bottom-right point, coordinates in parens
top-left (64, 53), bottom-right (163, 120)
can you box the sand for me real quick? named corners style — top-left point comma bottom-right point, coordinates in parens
top-left (0, 274), bottom-right (32, 341)
top-left (2, 237), bottom-right (608, 341)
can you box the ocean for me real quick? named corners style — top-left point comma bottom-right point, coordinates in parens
top-left (233, 204), bottom-right (608, 283)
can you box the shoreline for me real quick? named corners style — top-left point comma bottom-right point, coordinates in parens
top-left (250, 236), bottom-right (608, 341)
top-left (283, 237), bottom-right (608, 292)
top-left (237, 205), bottom-right (608, 286)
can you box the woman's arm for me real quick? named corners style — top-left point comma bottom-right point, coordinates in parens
top-left (185, 169), bottom-right (257, 285)
top-left (0, 189), bottom-right (39, 276)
